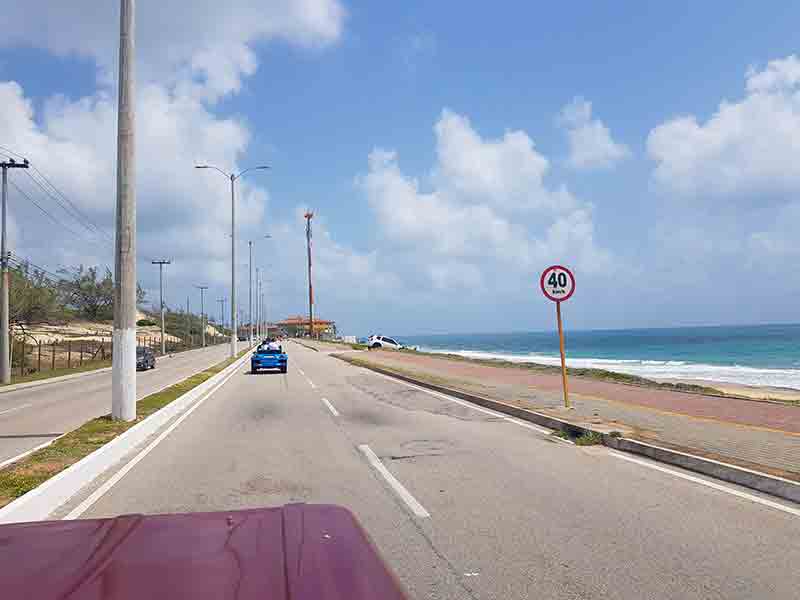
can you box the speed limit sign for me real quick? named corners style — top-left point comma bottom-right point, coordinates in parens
top-left (540, 265), bottom-right (575, 409)
top-left (540, 265), bottom-right (575, 303)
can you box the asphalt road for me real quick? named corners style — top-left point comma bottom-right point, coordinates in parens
top-left (0, 344), bottom-right (231, 464)
top-left (81, 342), bottom-right (800, 599)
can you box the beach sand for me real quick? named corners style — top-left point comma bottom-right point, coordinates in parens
top-left (663, 379), bottom-right (800, 403)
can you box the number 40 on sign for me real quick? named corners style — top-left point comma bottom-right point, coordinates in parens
top-left (539, 265), bottom-right (575, 408)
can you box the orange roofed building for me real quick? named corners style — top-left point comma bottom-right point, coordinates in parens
top-left (274, 316), bottom-right (336, 338)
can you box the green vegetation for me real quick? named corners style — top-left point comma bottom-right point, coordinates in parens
top-left (136, 318), bottom-right (157, 327)
top-left (574, 431), bottom-right (604, 446)
top-left (0, 349), bottom-right (248, 508)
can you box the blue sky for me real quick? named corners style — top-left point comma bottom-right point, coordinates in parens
top-left (2, 1), bottom-right (800, 336)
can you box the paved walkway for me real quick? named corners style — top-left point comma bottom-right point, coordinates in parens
top-left (317, 346), bottom-right (800, 481)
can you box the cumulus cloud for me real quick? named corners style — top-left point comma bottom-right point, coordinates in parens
top-left (357, 109), bottom-right (612, 292)
top-left (0, 0), bottom-right (347, 311)
top-left (0, 0), bottom-right (345, 101)
top-left (648, 55), bottom-right (800, 198)
top-left (558, 97), bottom-right (630, 170)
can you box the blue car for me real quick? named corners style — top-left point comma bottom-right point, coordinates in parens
top-left (251, 343), bottom-right (288, 374)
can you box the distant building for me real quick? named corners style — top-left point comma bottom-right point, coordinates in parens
top-left (275, 315), bottom-right (336, 338)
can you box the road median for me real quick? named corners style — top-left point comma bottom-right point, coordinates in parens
top-left (0, 349), bottom-right (251, 523)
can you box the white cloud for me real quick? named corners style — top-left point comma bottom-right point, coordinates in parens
top-left (0, 1), bottom-right (345, 308)
top-left (0, 0), bottom-right (345, 101)
top-left (357, 109), bottom-right (612, 292)
top-left (648, 55), bottom-right (800, 198)
top-left (558, 97), bottom-right (630, 170)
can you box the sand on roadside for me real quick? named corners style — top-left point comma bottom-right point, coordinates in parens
top-left (660, 378), bottom-right (800, 402)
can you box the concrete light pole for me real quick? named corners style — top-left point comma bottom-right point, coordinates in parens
top-left (0, 157), bottom-right (29, 384)
top-left (152, 260), bottom-right (170, 355)
top-left (195, 285), bottom-right (208, 348)
top-left (195, 164), bottom-right (269, 357)
top-left (112, 0), bottom-right (137, 422)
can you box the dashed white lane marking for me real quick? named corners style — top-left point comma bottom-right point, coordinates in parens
top-left (297, 368), bottom-right (306, 376)
top-left (0, 403), bottom-right (31, 416)
top-left (321, 397), bottom-right (340, 417)
top-left (358, 444), bottom-right (430, 518)
top-left (308, 379), bottom-right (317, 389)
top-left (608, 451), bottom-right (800, 518)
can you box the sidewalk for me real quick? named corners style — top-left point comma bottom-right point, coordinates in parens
top-left (322, 346), bottom-right (800, 482)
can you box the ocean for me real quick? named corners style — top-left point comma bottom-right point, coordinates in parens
top-left (402, 324), bottom-right (800, 390)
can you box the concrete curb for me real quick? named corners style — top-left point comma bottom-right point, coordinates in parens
top-left (343, 357), bottom-right (800, 505)
top-left (0, 351), bottom-right (252, 524)
top-left (0, 367), bottom-right (112, 394)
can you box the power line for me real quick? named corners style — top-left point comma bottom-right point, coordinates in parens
top-left (9, 180), bottom-right (113, 253)
top-left (0, 145), bottom-right (114, 246)
top-left (23, 170), bottom-right (112, 243)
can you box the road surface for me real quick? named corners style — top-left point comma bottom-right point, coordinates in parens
top-left (0, 344), bottom-right (231, 464)
top-left (78, 342), bottom-right (800, 599)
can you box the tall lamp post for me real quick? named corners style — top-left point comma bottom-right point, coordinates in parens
top-left (195, 164), bottom-right (269, 357)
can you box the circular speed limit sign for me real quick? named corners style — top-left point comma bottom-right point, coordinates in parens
top-left (540, 265), bottom-right (575, 302)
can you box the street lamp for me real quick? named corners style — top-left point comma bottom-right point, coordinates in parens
top-left (195, 164), bottom-right (269, 357)
top-left (248, 234), bottom-right (272, 346)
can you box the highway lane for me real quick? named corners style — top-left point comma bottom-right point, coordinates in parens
top-left (0, 344), bottom-right (232, 464)
top-left (80, 341), bottom-right (800, 599)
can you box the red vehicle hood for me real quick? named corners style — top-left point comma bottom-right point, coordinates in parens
top-left (1, 504), bottom-right (408, 600)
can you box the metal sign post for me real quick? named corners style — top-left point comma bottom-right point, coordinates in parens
top-left (540, 265), bottom-right (576, 409)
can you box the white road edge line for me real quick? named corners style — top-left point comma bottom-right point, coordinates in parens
top-left (373, 371), bottom-right (553, 436)
top-left (63, 359), bottom-right (243, 520)
top-left (369, 368), bottom-right (798, 515)
top-left (321, 397), bottom-right (340, 417)
top-left (608, 450), bottom-right (800, 517)
top-left (0, 403), bottom-right (32, 416)
top-left (358, 444), bottom-right (430, 519)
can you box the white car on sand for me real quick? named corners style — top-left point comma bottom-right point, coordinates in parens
top-left (367, 335), bottom-right (402, 350)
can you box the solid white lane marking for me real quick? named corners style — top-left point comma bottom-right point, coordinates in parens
top-left (322, 398), bottom-right (340, 417)
top-left (297, 368), bottom-right (306, 376)
top-left (358, 444), bottom-right (430, 518)
top-left (608, 450), bottom-right (800, 518)
top-left (64, 358), bottom-right (244, 520)
top-left (372, 372), bottom-right (553, 435)
top-left (308, 380), bottom-right (317, 389)
top-left (0, 403), bottom-right (32, 416)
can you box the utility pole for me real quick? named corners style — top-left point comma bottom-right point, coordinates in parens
top-left (151, 260), bottom-right (171, 355)
top-left (196, 285), bottom-right (208, 348)
top-left (255, 267), bottom-right (260, 340)
top-left (304, 211), bottom-right (314, 339)
top-left (248, 241), bottom-right (253, 346)
top-left (218, 298), bottom-right (226, 333)
top-left (112, 0), bottom-right (137, 422)
top-left (186, 296), bottom-right (190, 348)
top-left (0, 157), bottom-right (29, 384)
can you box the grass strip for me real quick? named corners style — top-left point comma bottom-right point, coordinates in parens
top-left (0, 349), bottom-right (248, 508)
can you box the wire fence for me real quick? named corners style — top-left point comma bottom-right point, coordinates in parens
top-left (10, 333), bottom-right (231, 378)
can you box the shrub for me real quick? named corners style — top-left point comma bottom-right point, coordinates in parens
top-left (137, 319), bottom-right (157, 327)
